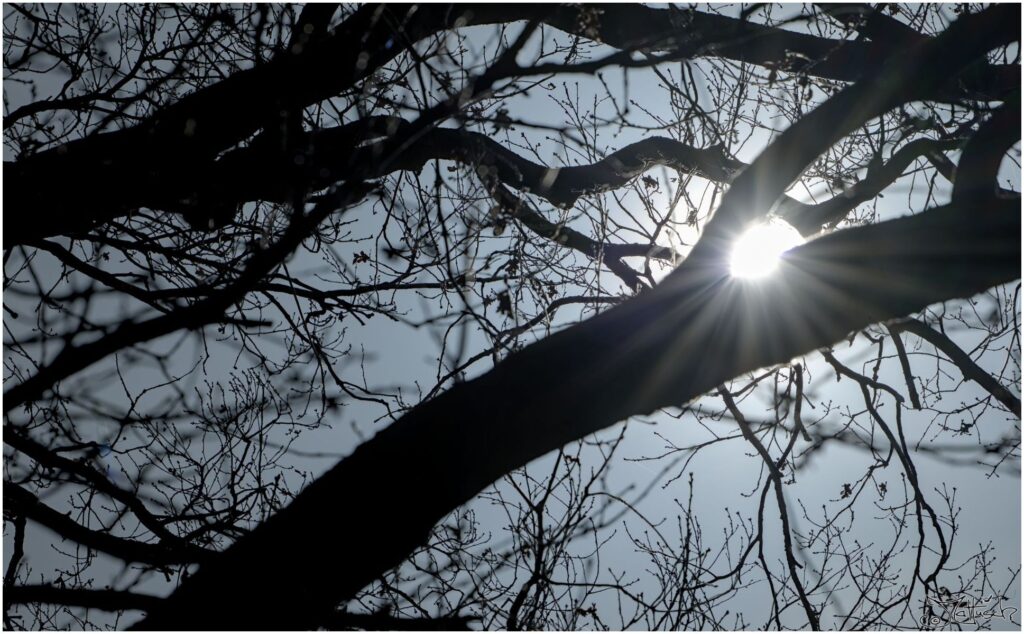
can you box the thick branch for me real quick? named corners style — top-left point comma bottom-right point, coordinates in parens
top-left (690, 3), bottom-right (1018, 263)
top-left (156, 120), bottom-right (951, 246)
top-left (3, 514), bottom-right (26, 628)
top-left (324, 611), bottom-right (477, 631)
top-left (206, 118), bottom-right (976, 242)
top-left (3, 182), bottom-right (371, 413)
top-left (5, 585), bottom-right (161, 612)
top-left (4, 585), bottom-right (474, 630)
top-left (817, 4), bottom-right (927, 47)
top-left (4, 3), bottom-right (424, 245)
top-left (952, 98), bottom-right (1022, 202)
top-left (3, 29), bottom-right (533, 413)
top-left (133, 198), bottom-right (1020, 630)
top-left (5, 4), bottom-right (1016, 247)
top-left (778, 138), bottom-right (961, 235)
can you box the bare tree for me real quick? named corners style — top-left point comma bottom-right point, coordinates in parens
top-left (3, 3), bottom-right (1020, 631)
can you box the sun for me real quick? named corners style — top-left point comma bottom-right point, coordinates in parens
top-left (729, 218), bottom-right (805, 279)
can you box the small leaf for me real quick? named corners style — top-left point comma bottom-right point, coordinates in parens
top-left (495, 290), bottom-right (513, 317)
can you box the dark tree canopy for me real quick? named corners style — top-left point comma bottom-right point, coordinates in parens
top-left (2, 3), bottom-right (1020, 631)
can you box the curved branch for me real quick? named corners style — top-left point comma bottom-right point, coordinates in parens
top-left (6, 4), bottom-right (1017, 247)
top-left (718, 386), bottom-right (818, 629)
top-left (4, 430), bottom-right (189, 547)
top-left (3, 182), bottom-right (372, 413)
top-left (132, 197), bottom-right (1020, 630)
top-left (778, 138), bottom-right (961, 235)
top-left (890, 318), bottom-right (1021, 417)
top-left (487, 182), bottom-right (655, 291)
top-left (4, 585), bottom-right (477, 630)
top-left (817, 4), bottom-right (927, 47)
top-left (887, 324), bottom-right (923, 410)
top-left (4, 482), bottom-right (212, 566)
top-left (213, 121), bottom-right (964, 241)
top-left (688, 3), bottom-right (1019, 264)
top-left (38, 117), bottom-right (956, 256)
top-left (323, 611), bottom-right (478, 631)
top-left (3, 514), bottom-right (26, 628)
top-left (952, 98), bottom-right (1022, 202)
top-left (3, 33), bottom-right (534, 413)
top-left (4, 585), bottom-right (162, 613)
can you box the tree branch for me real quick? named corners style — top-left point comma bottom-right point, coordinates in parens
top-left (324, 610), bottom-right (478, 631)
top-left (777, 138), bottom-right (961, 235)
top-left (6, 4), bottom-right (1016, 246)
top-left (3, 513), bottom-right (27, 628)
top-left (689, 3), bottom-right (1019, 264)
top-left (4, 429), bottom-right (189, 546)
top-left (132, 197), bottom-right (1020, 630)
top-left (887, 324), bottom-right (923, 410)
top-left (890, 318), bottom-right (1021, 417)
top-left (952, 97), bottom-right (1021, 203)
top-left (5, 585), bottom-right (161, 612)
top-left (4, 481), bottom-right (212, 566)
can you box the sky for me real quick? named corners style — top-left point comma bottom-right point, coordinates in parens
top-left (2, 4), bottom-right (1020, 630)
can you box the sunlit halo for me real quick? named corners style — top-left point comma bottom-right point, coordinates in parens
top-left (729, 218), bottom-right (805, 279)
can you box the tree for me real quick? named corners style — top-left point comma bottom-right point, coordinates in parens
top-left (3, 3), bottom-right (1020, 630)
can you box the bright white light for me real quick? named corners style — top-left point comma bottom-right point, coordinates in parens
top-left (729, 218), bottom-right (805, 279)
